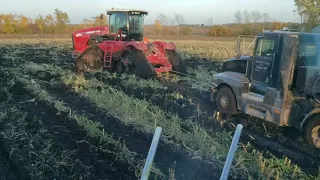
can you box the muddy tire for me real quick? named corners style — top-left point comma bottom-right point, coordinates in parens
top-left (304, 115), bottom-right (320, 149)
top-left (214, 86), bottom-right (237, 118)
top-left (74, 45), bottom-right (103, 74)
top-left (126, 49), bottom-right (155, 79)
top-left (115, 61), bottom-right (124, 74)
top-left (166, 50), bottom-right (187, 73)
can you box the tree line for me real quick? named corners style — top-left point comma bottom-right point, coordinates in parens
top-left (207, 1), bottom-right (320, 37)
top-left (0, 1), bottom-right (319, 37)
top-left (0, 9), bottom-right (107, 34)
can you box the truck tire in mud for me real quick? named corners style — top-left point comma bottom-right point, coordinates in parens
top-left (166, 50), bottom-right (187, 73)
top-left (214, 86), bottom-right (237, 118)
top-left (126, 49), bottom-right (155, 79)
top-left (304, 115), bottom-right (320, 149)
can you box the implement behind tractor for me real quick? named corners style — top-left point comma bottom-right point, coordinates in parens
top-left (71, 8), bottom-right (186, 79)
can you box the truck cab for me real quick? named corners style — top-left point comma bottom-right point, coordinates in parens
top-left (210, 31), bottom-right (320, 149)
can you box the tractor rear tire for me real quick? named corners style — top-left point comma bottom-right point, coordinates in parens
top-left (126, 49), bottom-right (155, 79)
top-left (304, 115), bottom-right (320, 149)
top-left (214, 86), bottom-right (237, 119)
top-left (166, 50), bottom-right (187, 74)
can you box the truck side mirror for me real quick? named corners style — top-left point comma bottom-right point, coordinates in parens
top-left (100, 14), bottom-right (104, 19)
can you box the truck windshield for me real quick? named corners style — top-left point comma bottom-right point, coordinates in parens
top-left (298, 35), bottom-right (320, 67)
top-left (129, 15), bottom-right (143, 34)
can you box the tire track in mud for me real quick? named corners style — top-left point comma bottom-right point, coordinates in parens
top-left (5, 41), bottom-right (320, 178)
top-left (88, 71), bottom-right (320, 175)
top-left (3, 80), bottom-right (138, 180)
top-left (0, 141), bottom-right (20, 180)
top-left (160, 76), bottom-right (320, 175)
top-left (27, 74), bottom-right (241, 180)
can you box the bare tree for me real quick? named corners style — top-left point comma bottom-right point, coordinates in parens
top-left (174, 13), bottom-right (185, 35)
top-left (251, 10), bottom-right (262, 32)
top-left (251, 11), bottom-right (262, 22)
top-left (262, 13), bottom-right (271, 30)
top-left (234, 10), bottom-right (242, 24)
top-left (157, 13), bottom-right (169, 26)
top-left (156, 13), bottom-right (169, 35)
top-left (243, 9), bottom-right (251, 24)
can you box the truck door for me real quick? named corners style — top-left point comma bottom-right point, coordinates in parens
top-left (277, 34), bottom-right (298, 126)
top-left (242, 34), bottom-right (298, 126)
top-left (242, 36), bottom-right (278, 123)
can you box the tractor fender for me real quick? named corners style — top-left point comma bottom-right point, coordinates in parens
top-left (152, 41), bottom-right (176, 51)
top-left (126, 41), bottom-right (148, 51)
top-left (300, 108), bottom-right (320, 129)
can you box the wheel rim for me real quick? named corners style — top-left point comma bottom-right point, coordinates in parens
top-left (311, 125), bottom-right (320, 148)
top-left (219, 96), bottom-right (228, 109)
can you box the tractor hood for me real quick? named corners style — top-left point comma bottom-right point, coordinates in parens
top-left (72, 26), bottom-right (109, 37)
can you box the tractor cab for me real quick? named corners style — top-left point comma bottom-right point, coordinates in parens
top-left (106, 9), bottom-right (148, 41)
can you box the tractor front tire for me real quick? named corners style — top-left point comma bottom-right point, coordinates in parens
top-left (304, 115), bottom-right (320, 149)
top-left (166, 50), bottom-right (187, 74)
top-left (126, 49), bottom-right (155, 79)
top-left (75, 46), bottom-right (103, 73)
top-left (115, 61), bottom-right (124, 74)
top-left (214, 86), bottom-right (237, 119)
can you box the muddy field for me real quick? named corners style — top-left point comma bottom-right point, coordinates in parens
top-left (0, 38), bottom-right (320, 180)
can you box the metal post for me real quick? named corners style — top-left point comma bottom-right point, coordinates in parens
top-left (140, 127), bottom-right (162, 180)
top-left (220, 124), bottom-right (244, 180)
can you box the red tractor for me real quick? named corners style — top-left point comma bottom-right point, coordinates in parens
top-left (71, 9), bottom-right (186, 79)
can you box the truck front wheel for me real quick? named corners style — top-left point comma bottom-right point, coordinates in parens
top-left (214, 86), bottom-right (237, 118)
top-left (304, 115), bottom-right (320, 149)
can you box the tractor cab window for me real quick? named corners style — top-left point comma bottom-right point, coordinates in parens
top-left (251, 38), bottom-right (276, 85)
top-left (129, 15), bottom-right (143, 34)
top-left (109, 12), bottom-right (128, 33)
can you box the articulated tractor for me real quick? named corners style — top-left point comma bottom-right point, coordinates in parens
top-left (71, 8), bottom-right (186, 79)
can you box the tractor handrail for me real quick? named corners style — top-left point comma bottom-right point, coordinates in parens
top-left (112, 30), bottom-right (122, 41)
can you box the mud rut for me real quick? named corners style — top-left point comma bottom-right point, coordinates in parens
top-left (1, 44), bottom-right (320, 179)
top-left (0, 45), bottom-right (244, 180)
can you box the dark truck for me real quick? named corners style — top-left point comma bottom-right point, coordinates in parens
top-left (209, 31), bottom-right (320, 149)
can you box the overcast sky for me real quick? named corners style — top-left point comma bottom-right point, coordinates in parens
top-left (0, 0), bottom-right (300, 25)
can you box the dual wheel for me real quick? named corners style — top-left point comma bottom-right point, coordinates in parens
top-left (213, 86), bottom-right (320, 149)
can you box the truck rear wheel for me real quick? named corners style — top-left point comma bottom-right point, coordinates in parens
top-left (304, 115), bottom-right (320, 149)
top-left (214, 86), bottom-right (237, 118)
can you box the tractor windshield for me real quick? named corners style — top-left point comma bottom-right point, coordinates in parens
top-left (109, 12), bottom-right (128, 33)
top-left (298, 34), bottom-right (320, 67)
top-left (129, 14), bottom-right (143, 34)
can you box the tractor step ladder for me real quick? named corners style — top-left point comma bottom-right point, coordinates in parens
top-left (103, 41), bottom-right (115, 68)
